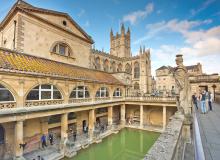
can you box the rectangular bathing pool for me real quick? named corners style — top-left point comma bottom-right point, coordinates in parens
top-left (64, 128), bottom-right (160, 160)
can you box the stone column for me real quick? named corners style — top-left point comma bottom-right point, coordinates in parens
top-left (140, 105), bottom-right (143, 127)
top-left (41, 117), bottom-right (48, 135)
top-left (163, 106), bottom-right (167, 131)
top-left (61, 113), bottom-right (68, 141)
top-left (14, 121), bottom-right (25, 160)
top-left (120, 104), bottom-right (126, 125)
top-left (89, 109), bottom-right (95, 139)
top-left (108, 106), bottom-right (113, 126)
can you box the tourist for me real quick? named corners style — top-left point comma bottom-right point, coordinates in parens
top-left (41, 134), bottom-right (47, 149)
top-left (192, 93), bottom-right (198, 110)
top-left (200, 90), bottom-right (207, 114)
top-left (49, 133), bottom-right (54, 145)
top-left (208, 91), bottom-right (213, 111)
top-left (37, 155), bottom-right (41, 160)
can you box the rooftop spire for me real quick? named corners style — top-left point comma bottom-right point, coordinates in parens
top-left (121, 23), bottom-right (125, 35)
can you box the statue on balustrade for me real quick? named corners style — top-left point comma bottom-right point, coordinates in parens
top-left (174, 54), bottom-right (192, 115)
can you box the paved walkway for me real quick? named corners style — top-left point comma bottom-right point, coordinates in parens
top-left (197, 102), bottom-right (220, 160)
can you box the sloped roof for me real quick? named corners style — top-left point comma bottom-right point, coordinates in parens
top-left (0, 48), bottom-right (123, 85)
top-left (156, 66), bottom-right (168, 71)
top-left (0, 0), bottom-right (94, 44)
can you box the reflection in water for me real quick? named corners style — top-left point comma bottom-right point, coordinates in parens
top-left (64, 128), bottom-right (160, 160)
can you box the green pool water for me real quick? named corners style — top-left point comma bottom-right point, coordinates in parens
top-left (64, 128), bottom-right (160, 160)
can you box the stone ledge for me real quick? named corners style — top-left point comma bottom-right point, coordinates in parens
top-left (144, 114), bottom-right (184, 160)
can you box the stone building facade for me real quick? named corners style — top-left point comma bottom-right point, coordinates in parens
top-left (0, 1), bottom-right (175, 160)
top-left (155, 63), bottom-right (220, 96)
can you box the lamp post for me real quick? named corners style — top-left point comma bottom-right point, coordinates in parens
top-left (212, 84), bottom-right (216, 101)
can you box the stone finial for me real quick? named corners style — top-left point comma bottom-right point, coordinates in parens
top-left (121, 23), bottom-right (125, 35)
top-left (127, 27), bottom-right (130, 34)
top-left (143, 45), bottom-right (145, 53)
top-left (110, 28), bottom-right (113, 36)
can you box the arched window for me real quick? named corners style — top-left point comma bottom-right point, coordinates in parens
top-left (112, 61), bottom-right (116, 72)
top-left (95, 57), bottom-right (101, 69)
top-left (70, 86), bottom-right (90, 99)
top-left (134, 82), bottom-right (139, 90)
top-left (103, 59), bottom-right (109, 72)
top-left (96, 87), bottom-right (109, 98)
top-left (113, 88), bottom-right (122, 97)
top-left (0, 84), bottom-right (15, 102)
top-left (0, 125), bottom-right (4, 144)
top-left (51, 42), bottom-right (73, 57)
top-left (117, 63), bottom-right (122, 72)
top-left (125, 63), bottom-right (131, 73)
top-left (134, 62), bottom-right (140, 78)
top-left (26, 84), bottom-right (62, 100)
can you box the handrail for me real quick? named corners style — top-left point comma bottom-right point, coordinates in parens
top-left (193, 106), bottom-right (205, 160)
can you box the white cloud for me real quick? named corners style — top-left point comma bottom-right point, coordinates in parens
top-left (84, 20), bottom-right (90, 27)
top-left (122, 3), bottom-right (154, 25)
top-left (190, 0), bottom-right (216, 16)
top-left (78, 9), bottom-right (85, 17)
top-left (134, 19), bottom-right (212, 45)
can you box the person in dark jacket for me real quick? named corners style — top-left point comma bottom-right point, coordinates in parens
top-left (192, 93), bottom-right (198, 110)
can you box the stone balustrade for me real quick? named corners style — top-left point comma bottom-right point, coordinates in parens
top-left (69, 98), bottom-right (92, 104)
top-left (25, 99), bottom-right (64, 107)
top-left (95, 97), bottom-right (111, 101)
top-left (0, 101), bottom-right (16, 109)
top-left (0, 96), bottom-right (176, 109)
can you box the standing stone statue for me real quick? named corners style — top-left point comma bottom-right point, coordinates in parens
top-left (174, 54), bottom-right (192, 115)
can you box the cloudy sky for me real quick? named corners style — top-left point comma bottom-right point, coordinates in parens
top-left (0, 0), bottom-right (220, 75)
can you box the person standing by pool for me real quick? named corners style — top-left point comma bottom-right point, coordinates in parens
top-left (208, 91), bottom-right (213, 111)
top-left (192, 93), bottom-right (198, 110)
top-left (41, 134), bottom-right (47, 149)
top-left (200, 90), bottom-right (207, 114)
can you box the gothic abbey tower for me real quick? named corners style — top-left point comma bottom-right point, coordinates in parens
top-left (110, 24), bottom-right (131, 58)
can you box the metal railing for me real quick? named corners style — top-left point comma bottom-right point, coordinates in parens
top-left (192, 105), bottom-right (205, 160)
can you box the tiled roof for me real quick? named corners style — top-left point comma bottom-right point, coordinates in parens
top-left (0, 48), bottom-right (123, 85)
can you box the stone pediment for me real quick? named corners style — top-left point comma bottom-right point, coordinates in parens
top-left (0, 0), bottom-right (93, 44)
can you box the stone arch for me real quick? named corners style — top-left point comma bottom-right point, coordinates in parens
top-left (25, 83), bottom-right (64, 100)
top-left (134, 61), bottom-right (140, 78)
top-left (103, 59), bottom-right (109, 72)
top-left (0, 81), bottom-right (16, 102)
top-left (125, 63), bottom-right (132, 73)
top-left (117, 63), bottom-right (122, 72)
top-left (148, 108), bottom-right (163, 126)
top-left (50, 41), bottom-right (73, 57)
top-left (111, 61), bottom-right (116, 72)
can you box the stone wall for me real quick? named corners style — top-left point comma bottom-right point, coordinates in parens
top-left (144, 114), bottom-right (184, 160)
top-left (215, 92), bottom-right (220, 104)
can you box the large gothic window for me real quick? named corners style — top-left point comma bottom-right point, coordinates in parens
top-left (125, 63), bottom-right (132, 73)
top-left (117, 63), bottom-right (122, 72)
top-left (51, 42), bottom-right (73, 57)
top-left (134, 62), bottom-right (140, 78)
top-left (95, 57), bottom-right (101, 69)
top-left (26, 84), bottom-right (62, 100)
top-left (70, 86), bottom-right (90, 99)
top-left (0, 84), bottom-right (14, 102)
top-left (134, 82), bottom-right (140, 90)
top-left (113, 88), bottom-right (122, 97)
top-left (96, 87), bottom-right (109, 98)
top-left (103, 59), bottom-right (109, 72)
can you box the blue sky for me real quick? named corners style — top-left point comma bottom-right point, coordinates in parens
top-left (0, 0), bottom-right (220, 75)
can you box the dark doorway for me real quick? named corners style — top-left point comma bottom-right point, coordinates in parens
top-left (82, 120), bottom-right (87, 132)
top-left (0, 125), bottom-right (4, 144)
top-left (199, 85), bottom-right (208, 92)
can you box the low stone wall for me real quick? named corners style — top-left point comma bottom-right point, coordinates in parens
top-left (144, 114), bottom-right (184, 160)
